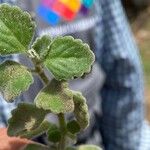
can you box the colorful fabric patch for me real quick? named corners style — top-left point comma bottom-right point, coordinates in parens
top-left (81, 0), bottom-right (94, 8)
top-left (59, 0), bottom-right (81, 12)
top-left (37, 4), bottom-right (60, 26)
top-left (52, 0), bottom-right (76, 21)
top-left (37, 0), bottom-right (95, 25)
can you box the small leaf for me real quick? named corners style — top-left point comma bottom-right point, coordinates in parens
top-left (8, 103), bottom-right (48, 137)
top-left (24, 143), bottom-right (49, 150)
top-left (73, 92), bottom-right (89, 130)
top-left (32, 35), bottom-right (52, 60)
top-left (46, 123), bottom-right (61, 143)
top-left (78, 145), bottom-right (102, 150)
top-left (0, 61), bottom-right (33, 101)
top-left (35, 79), bottom-right (74, 114)
top-left (66, 147), bottom-right (77, 150)
top-left (0, 4), bottom-right (35, 55)
top-left (67, 120), bottom-right (80, 134)
top-left (45, 36), bottom-right (95, 80)
top-left (66, 132), bottom-right (77, 145)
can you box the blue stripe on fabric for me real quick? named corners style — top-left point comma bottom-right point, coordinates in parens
top-left (37, 5), bottom-right (60, 26)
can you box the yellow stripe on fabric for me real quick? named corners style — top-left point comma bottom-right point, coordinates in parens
top-left (59, 0), bottom-right (81, 12)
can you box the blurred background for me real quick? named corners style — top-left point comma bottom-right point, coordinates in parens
top-left (122, 0), bottom-right (150, 121)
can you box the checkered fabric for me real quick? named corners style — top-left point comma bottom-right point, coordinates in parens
top-left (0, 0), bottom-right (150, 150)
top-left (0, 96), bottom-right (15, 128)
top-left (0, 0), bottom-right (15, 4)
top-left (94, 0), bottom-right (150, 149)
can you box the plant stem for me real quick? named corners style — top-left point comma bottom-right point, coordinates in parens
top-left (58, 113), bottom-right (67, 150)
top-left (37, 65), bottom-right (50, 84)
top-left (33, 60), bottom-right (49, 84)
top-left (33, 59), bottom-right (67, 150)
top-left (29, 49), bottom-right (49, 84)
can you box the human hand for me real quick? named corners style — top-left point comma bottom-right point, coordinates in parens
top-left (0, 128), bottom-right (32, 150)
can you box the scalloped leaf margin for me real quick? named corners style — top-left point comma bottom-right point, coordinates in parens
top-left (44, 36), bottom-right (95, 80)
top-left (7, 103), bottom-right (49, 137)
top-left (0, 61), bottom-right (33, 101)
top-left (35, 79), bottom-right (74, 114)
top-left (0, 4), bottom-right (35, 55)
top-left (32, 35), bottom-right (52, 60)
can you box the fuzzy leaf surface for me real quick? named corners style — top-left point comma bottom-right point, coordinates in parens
top-left (8, 103), bottom-right (48, 137)
top-left (21, 120), bottom-right (51, 139)
top-left (66, 147), bottom-right (76, 150)
top-left (47, 126), bottom-right (61, 143)
top-left (35, 79), bottom-right (74, 114)
top-left (45, 36), bottom-right (95, 80)
top-left (0, 4), bottom-right (35, 55)
top-left (0, 61), bottom-right (33, 101)
top-left (78, 145), bottom-right (102, 150)
top-left (73, 92), bottom-right (89, 130)
top-left (24, 143), bottom-right (49, 150)
top-left (32, 35), bottom-right (52, 60)
top-left (67, 120), bottom-right (80, 134)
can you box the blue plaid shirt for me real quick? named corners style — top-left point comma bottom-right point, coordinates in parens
top-left (0, 0), bottom-right (150, 150)
top-left (94, 0), bottom-right (145, 149)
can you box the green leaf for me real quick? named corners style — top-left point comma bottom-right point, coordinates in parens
top-left (0, 61), bottom-right (33, 101)
top-left (66, 147), bottom-right (77, 150)
top-left (46, 122), bottom-right (61, 143)
top-left (21, 120), bottom-right (51, 139)
top-left (78, 145), bottom-right (102, 150)
top-left (8, 103), bottom-right (48, 137)
top-left (24, 143), bottom-right (49, 150)
top-left (35, 79), bottom-right (74, 114)
top-left (0, 4), bottom-right (35, 55)
top-left (45, 36), bottom-right (95, 80)
top-left (32, 35), bottom-right (52, 60)
top-left (72, 92), bottom-right (89, 130)
top-left (67, 120), bottom-right (80, 134)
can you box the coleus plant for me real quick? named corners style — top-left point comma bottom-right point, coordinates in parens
top-left (0, 4), bottom-right (102, 150)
